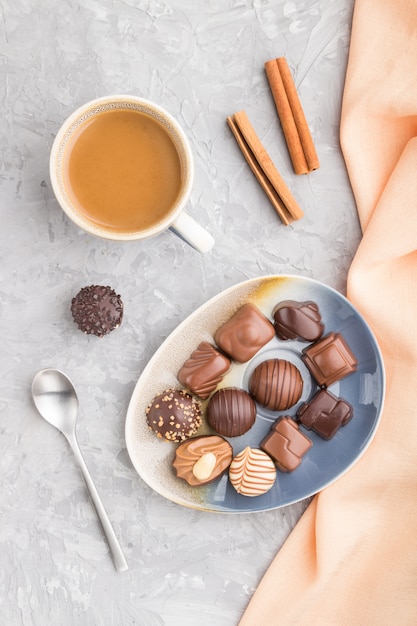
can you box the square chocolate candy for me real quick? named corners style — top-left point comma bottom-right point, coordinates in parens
top-left (297, 388), bottom-right (353, 440)
top-left (302, 332), bottom-right (357, 387)
top-left (214, 303), bottom-right (275, 363)
top-left (260, 417), bottom-right (312, 472)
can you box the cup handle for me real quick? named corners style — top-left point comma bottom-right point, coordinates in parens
top-left (170, 211), bottom-right (214, 253)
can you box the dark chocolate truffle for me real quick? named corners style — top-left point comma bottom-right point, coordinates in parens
top-left (207, 387), bottom-right (256, 437)
top-left (297, 388), bottom-right (353, 440)
top-left (260, 417), bottom-right (312, 472)
top-left (71, 285), bottom-right (123, 338)
top-left (146, 388), bottom-right (202, 442)
top-left (273, 300), bottom-right (324, 342)
top-left (249, 359), bottom-right (303, 411)
top-left (302, 332), bottom-right (358, 387)
top-left (214, 303), bottom-right (275, 363)
top-left (177, 342), bottom-right (231, 399)
top-left (173, 435), bottom-right (233, 486)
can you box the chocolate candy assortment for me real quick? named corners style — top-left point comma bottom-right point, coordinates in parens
top-left (145, 298), bottom-right (358, 498)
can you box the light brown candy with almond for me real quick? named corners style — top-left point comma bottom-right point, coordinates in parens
top-left (173, 435), bottom-right (233, 486)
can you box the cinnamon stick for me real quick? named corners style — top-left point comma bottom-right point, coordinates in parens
top-left (265, 56), bottom-right (319, 175)
top-left (227, 110), bottom-right (304, 225)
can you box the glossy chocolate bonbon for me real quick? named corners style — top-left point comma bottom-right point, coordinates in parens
top-left (297, 388), bottom-right (353, 439)
top-left (249, 358), bottom-right (303, 411)
top-left (173, 435), bottom-right (233, 486)
top-left (146, 388), bottom-right (202, 442)
top-left (177, 341), bottom-right (231, 399)
top-left (302, 331), bottom-right (358, 387)
top-left (214, 303), bottom-right (275, 363)
top-left (273, 299), bottom-right (324, 342)
top-left (260, 417), bottom-right (312, 472)
top-left (207, 387), bottom-right (256, 437)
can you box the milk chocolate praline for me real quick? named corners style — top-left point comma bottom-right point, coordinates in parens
top-left (229, 447), bottom-right (276, 496)
top-left (207, 387), bottom-right (256, 437)
top-left (146, 388), bottom-right (202, 442)
top-left (302, 332), bottom-right (358, 387)
top-left (249, 359), bottom-right (303, 411)
top-left (177, 342), bottom-right (231, 399)
top-left (71, 285), bottom-right (123, 337)
top-left (214, 303), bottom-right (275, 363)
top-left (260, 417), bottom-right (312, 472)
top-left (173, 435), bottom-right (233, 486)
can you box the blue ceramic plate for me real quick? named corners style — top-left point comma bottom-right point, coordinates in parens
top-left (125, 275), bottom-right (385, 513)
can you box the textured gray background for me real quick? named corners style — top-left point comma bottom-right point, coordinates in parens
top-left (0, 1), bottom-right (359, 625)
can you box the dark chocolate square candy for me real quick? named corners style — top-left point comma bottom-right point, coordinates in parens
top-left (297, 388), bottom-right (353, 440)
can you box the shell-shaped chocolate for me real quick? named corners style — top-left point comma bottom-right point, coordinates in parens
top-left (229, 447), bottom-right (276, 496)
top-left (177, 342), bottom-right (231, 399)
top-left (249, 359), bottom-right (303, 411)
top-left (207, 387), bottom-right (256, 437)
top-left (173, 435), bottom-right (233, 486)
top-left (273, 300), bottom-right (324, 342)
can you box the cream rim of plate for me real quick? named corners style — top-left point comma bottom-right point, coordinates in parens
top-left (124, 274), bottom-right (386, 513)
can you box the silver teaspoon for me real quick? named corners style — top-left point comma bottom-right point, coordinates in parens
top-left (31, 368), bottom-right (128, 572)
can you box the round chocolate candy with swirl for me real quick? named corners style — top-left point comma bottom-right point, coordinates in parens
top-left (249, 359), bottom-right (303, 411)
top-left (207, 387), bottom-right (256, 437)
top-left (229, 447), bottom-right (276, 496)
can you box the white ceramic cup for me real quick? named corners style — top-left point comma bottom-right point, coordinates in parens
top-left (49, 95), bottom-right (214, 253)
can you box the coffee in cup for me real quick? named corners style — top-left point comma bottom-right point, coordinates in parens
top-left (50, 95), bottom-right (214, 253)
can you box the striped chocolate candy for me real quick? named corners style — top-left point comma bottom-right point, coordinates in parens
top-left (229, 447), bottom-right (276, 496)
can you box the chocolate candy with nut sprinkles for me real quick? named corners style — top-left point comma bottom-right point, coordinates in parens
top-left (146, 388), bottom-right (202, 442)
top-left (71, 285), bottom-right (123, 338)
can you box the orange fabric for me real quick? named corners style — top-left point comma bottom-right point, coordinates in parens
top-left (239, 1), bottom-right (417, 624)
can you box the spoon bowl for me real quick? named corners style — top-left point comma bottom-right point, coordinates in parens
top-left (31, 368), bottom-right (128, 572)
top-left (32, 368), bottom-right (79, 437)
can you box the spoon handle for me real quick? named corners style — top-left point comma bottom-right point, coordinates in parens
top-left (66, 432), bottom-right (128, 572)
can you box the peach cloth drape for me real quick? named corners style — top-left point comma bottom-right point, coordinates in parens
top-left (239, 1), bottom-right (417, 624)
